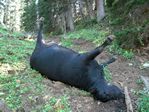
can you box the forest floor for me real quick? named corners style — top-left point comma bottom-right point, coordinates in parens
top-left (0, 36), bottom-right (149, 112)
top-left (0, 1), bottom-right (149, 112)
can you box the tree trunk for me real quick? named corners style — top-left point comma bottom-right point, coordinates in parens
top-left (57, 13), bottom-right (66, 34)
top-left (0, 0), bottom-right (6, 26)
top-left (2, 0), bottom-right (22, 31)
top-left (35, 0), bottom-right (40, 29)
top-left (14, 0), bottom-right (21, 31)
top-left (73, 2), bottom-right (77, 19)
top-left (65, 1), bottom-right (74, 32)
top-left (96, 0), bottom-right (105, 22)
top-left (5, 0), bottom-right (16, 31)
top-left (62, 13), bottom-right (67, 34)
top-left (86, 0), bottom-right (94, 20)
top-left (78, 0), bottom-right (84, 20)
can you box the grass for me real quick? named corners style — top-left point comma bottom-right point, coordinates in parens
top-left (0, 36), bottom-right (43, 110)
top-left (60, 38), bottom-right (73, 47)
top-left (36, 96), bottom-right (71, 112)
top-left (46, 96), bottom-right (71, 112)
top-left (104, 67), bottom-right (112, 82)
top-left (0, 71), bottom-right (44, 109)
top-left (133, 89), bottom-right (149, 112)
top-left (138, 91), bottom-right (149, 112)
top-left (0, 29), bottom-right (71, 111)
top-left (63, 27), bottom-right (109, 45)
top-left (0, 25), bottom-right (23, 38)
top-left (135, 78), bottom-right (149, 112)
top-left (108, 41), bottom-right (134, 59)
top-left (0, 26), bottom-right (9, 36)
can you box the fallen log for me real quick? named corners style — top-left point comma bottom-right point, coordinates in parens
top-left (124, 86), bottom-right (133, 112)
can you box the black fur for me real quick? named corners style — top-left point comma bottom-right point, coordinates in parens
top-left (30, 19), bottom-right (124, 102)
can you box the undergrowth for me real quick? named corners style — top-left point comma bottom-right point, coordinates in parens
top-left (63, 23), bottom-right (109, 45)
top-left (138, 90), bottom-right (149, 112)
top-left (108, 41), bottom-right (134, 59)
top-left (133, 89), bottom-right (149, 112)
top-left (63, 21), bottom-right (134, 59)
top-left (41, 96), bottom-right (71, 112)
top-left (104, 67), bottom-right (112, 82)
top-left (61, 38), bottom-right (73, 47)
top-left (135, 78), bottom-right (149, 112)
top-left (0, 29), bottom-right (71, 111)
top-left (108, 0), bottom-right (149, 49)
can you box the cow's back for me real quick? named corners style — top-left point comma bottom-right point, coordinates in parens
top-left (30, 44), bottom-right (81, 81)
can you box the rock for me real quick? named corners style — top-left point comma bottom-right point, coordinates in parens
top-left (143, 62), bottom-right (149, 68)
top-left (128, 63), bottom-right (133, 66)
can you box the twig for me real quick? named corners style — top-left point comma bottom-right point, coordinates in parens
top-left (124, 86), bottom-right (133, 112)
top-left (54, 99), bottom-right (61, 108)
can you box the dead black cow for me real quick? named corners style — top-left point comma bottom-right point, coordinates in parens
top-left (30, 19), bottom-right (124, 102)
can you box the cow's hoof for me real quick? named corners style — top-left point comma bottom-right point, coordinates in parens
top-left (107, 35), bottom-right (115, 43)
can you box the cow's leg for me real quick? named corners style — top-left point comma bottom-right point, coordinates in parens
top-left (83, 35), bottom-right (115, 63)
top-left (99, 56), bottom-right (117, 68)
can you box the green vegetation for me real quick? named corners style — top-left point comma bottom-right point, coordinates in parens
top-left (64, 28), bottom-right (109, 43)
top-left (138, 91), bottom-right (149, 112)
top-left (108, 0), bottom-right (149, 49)
top-left (133, 89), bottom-right (149, 112)
top-left (0, 36), bottom-right (37, 110)
top-left (136, 79), bottom-right (143, 85)
top-left (63, 22), bottom-right (134, 59)
top-left (61, 38), bottom-right (73, 47)
top-left (135, 78), bottom-right (149, 112)
top-left (0, 25), bottom-right (23, 38)
top-left (0, 29), bottom-right (71, 111)
top-left (41, 96), bottom-right (71, 112)
top-left (0, 26), bottom-right (9, 36)
top-left (0, 70), bottom-right (44, 109)
top-left (104, 67), bottom-right (112, 82)
top-left (108, 42), bottom-right (134, 59)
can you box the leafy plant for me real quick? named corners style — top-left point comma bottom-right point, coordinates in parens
top-left (64, 28), bottom-right (109, 44)
top-left (11, 32), bottom-right (24, 38)
top-left (104, 67), bottom-right (112, 82)
top-left (109, 17), bottom-right (124, 25)
top-left (109, 42), bottom-right (134, 59)
top-left (42, 96), bottom-right (71, 112)
top-left (136, 79), bottom-right (143, 85)
top-left (2, 76), bottom-right (22, 109)
top-left (138, 91), bottom-right (149, 112)
top-left (61, 38), bottom-right (73, 47)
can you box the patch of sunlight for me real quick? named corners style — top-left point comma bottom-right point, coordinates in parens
top-left (0, 63), bottom-right (15, 75)
top-left (13, 62), bottom-right (27, 71)
top-left (24, 38), bottom-right (35, 42)
top-left (0, 62), bottom-right (26, 75)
